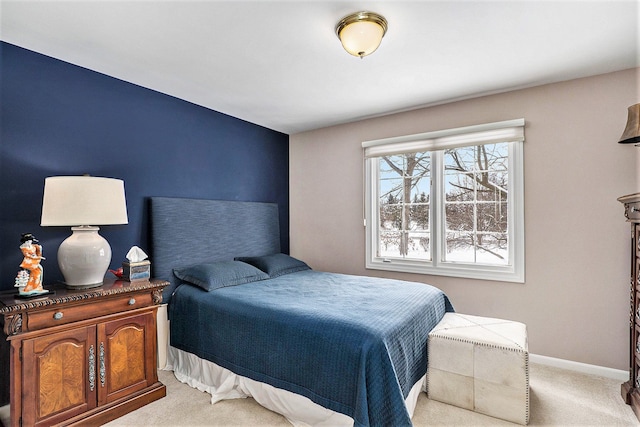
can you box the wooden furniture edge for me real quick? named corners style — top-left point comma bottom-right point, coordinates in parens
top-left (61, 382), bottom-right (166, 426)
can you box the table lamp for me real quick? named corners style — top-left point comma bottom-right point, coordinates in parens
top-left (40, 176), bottom-right (128, 289)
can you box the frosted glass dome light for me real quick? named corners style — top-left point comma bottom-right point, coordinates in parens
top-left (336, 11), bottom-right (388, 58)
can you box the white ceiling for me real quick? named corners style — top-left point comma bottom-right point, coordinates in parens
top-left (1, 1), bottom-right (638, 134)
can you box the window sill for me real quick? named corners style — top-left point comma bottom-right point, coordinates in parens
top-left (365, 258), bottom-right (525, 283)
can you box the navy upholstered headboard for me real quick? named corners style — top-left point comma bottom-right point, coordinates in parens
top-left (149, 197), bottom-right (281, 303)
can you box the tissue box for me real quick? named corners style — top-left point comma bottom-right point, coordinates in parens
top-left (122, 260), bottom-right (151, 281)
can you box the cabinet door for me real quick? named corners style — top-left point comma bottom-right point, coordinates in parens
top-left (21, 326), bottom-right (97, 426)
top-left (97, 310), bottom-right (157, 405)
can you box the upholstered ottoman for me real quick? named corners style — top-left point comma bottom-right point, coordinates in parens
top-left (427, 313), bottom-right (529, 425)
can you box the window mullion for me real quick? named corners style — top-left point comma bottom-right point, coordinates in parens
top-left (473, 153), bottom-right (478, 264)
top-left (431, 150), bottom-right (442, 267)
top-left (365, 158), bottom-right (377, 263)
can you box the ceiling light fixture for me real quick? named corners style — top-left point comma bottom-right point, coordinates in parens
top-left (335, 11), bottom-right (388, 58)
top-left (619, 103), bottom-right (640, 145)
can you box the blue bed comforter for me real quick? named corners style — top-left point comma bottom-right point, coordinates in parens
top-left (170, 270), bottom-right (453, 426)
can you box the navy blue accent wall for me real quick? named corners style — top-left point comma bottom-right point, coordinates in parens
top-left (0, 42), bottom-right (290, 291)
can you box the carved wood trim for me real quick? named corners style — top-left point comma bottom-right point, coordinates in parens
top-left (0, 280), bottom-right (168, 315)
top-left (4, 313), bottom-right (22, 335)
top-left (152, 289), bottom-right (163, 305)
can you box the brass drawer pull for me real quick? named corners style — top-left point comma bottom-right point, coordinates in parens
top-left (128, 298), bottom-right (136, 306)
top-left (53, 312), bottom-right (63, 320)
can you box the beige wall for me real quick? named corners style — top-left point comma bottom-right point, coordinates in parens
top-left (290, 68), bottom-right (639, 370)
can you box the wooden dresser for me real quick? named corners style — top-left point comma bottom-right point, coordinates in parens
top-left (0, 278), bottom-right (168, 427)
top-left (620, 193), bottom-right (640, 420)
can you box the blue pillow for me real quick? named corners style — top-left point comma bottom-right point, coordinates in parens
top-left (173, 260), bottom-right (269, 291)
top-left (234, 253), bottom-right (310, 278)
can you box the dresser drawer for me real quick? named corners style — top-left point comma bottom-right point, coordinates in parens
top-left (26, 292), bottom-right (153, 331)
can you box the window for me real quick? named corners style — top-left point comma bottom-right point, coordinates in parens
top-left (363, 119), bottom-right (525, 282)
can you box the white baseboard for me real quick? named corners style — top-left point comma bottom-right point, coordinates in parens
top-left (530, 353), bottom-right (628, 382)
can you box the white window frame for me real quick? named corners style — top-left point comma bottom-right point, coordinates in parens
top-left (363, 119), bottom-right (525, 283)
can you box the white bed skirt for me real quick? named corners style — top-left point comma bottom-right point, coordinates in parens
top-left (165, 346), bottom-right (425, 427)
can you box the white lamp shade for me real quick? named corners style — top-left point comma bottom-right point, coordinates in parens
top-left (41, 176), bottom-right (128, 226)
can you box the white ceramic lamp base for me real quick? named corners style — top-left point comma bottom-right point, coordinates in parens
top-left (58, 226), bottom-right (112, 289)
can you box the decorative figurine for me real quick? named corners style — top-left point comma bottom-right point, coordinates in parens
top-left (14, 270), bottom-right (29, 293)
top-left (108, 266), bottom-right (124, 278)
top-left (15, 233), bottom-right (48, 296)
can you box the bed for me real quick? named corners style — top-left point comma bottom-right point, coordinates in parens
top-left (150, 196), bottom-right (453, 426)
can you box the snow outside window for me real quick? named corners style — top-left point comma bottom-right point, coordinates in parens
top-left (363, 119), bottom-right (525, 283)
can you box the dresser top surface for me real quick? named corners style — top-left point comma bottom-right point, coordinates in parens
top-left (0, 278), bottom-right (168, 314)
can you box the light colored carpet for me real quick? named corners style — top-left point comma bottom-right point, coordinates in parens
top-left (2, 363), bottom-right (638, 426)
top-left (102, 363), bottom-right (639, 426)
